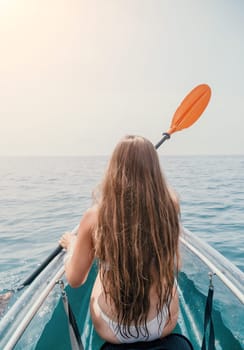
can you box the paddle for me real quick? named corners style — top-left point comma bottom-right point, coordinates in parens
top-left (155, 84), bottom-right (211, 149)
top-left (0, 83), bottom-right (211, 313)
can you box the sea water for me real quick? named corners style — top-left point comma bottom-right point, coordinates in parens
top-left (0, 155), bottom-right (243, 347)
top-left (1, 155), bottom-right (243, 291)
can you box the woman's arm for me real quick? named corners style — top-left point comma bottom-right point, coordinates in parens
top-left (59, 207), bottom-right (97, 287)
top-left (168, 187), bottom-right (180, 215)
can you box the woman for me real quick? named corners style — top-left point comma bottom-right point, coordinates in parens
top-left (60, 135), bottom-right (191, 348)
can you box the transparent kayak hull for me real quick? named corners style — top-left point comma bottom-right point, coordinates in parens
top-left (0, 228), bottom-right (243, 350)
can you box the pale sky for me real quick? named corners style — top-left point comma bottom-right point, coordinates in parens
top-left (0, 0), bottom-right (243, 156)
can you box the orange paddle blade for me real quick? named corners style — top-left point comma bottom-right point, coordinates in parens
top-left (167, 84), bottom-right (211, 135)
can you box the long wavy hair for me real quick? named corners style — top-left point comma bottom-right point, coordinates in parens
top-left (95, 135), bottom-right (180, 338)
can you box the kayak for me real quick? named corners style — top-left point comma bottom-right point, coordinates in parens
top-left (0, 227), bottom-right (243, 350)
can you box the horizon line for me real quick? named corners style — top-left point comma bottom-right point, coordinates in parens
top-left (0, 153), bottom-right (244, 157)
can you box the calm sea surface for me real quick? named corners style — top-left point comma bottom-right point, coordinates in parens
top-left (0, 155), bottom-right (243, 292)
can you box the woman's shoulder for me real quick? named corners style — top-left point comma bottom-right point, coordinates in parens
top-left (85, 205), bottom-right (98, 215)
top-left (81, 205), bottom-right (98, 227)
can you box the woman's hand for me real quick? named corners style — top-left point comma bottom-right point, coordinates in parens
top-left (59, 232), bottom-right (74, 250)
top-left (60, 207), bottom-right (96, 287)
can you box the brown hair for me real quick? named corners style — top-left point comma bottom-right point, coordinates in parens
top-left (95, 135), bottom-right (180, 338)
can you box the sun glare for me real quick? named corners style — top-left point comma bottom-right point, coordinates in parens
top-left (0, 0), bottom-right (18, 13)
top-left (0, 0), bottom-right (18, 12)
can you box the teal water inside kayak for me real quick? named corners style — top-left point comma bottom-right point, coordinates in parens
top-left (12, 243), bottom-right (243, 350)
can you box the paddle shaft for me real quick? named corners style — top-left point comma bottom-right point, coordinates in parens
top-left (155, 133), bottom-right (170, 149)
top-left (15, 132), bottom-right (169, 291)
top-left (17, 245), bottom-right (63, 290)
top-left (16, 224), bottom-right (79, 290)
top-left (11, 127), bottom-right (168, 292)
top-left (0, 245), bottom-right (63, 309)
